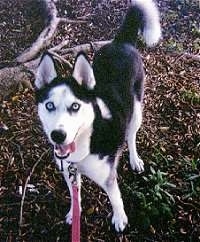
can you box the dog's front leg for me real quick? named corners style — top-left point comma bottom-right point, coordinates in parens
top-left (79, 155), bottom-right (128, 232)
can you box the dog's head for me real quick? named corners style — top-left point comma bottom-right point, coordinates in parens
top-left (35, 52), bottom-right (96, 160)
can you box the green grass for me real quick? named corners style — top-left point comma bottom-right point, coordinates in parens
top-left (181, 89), bottom-right (200, 105)
top-left (166, 39), bottom-right (184, 52)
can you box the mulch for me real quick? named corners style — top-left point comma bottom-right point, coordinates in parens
top-left (0, 0), bottom-right (199, 241)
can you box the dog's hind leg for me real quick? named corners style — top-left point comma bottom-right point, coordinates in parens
top-left (127, 98), bottom-right (144, 173)
top-left (62, 169), bottom-right (82, 225)
top-left (79, 155), bottom-right (128, 232)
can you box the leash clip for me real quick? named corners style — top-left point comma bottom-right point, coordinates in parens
top-left (68, 164), bottom-right (78, 185)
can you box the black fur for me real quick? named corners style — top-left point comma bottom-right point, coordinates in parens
top-left (90, 43), bottom-right (144, 157)
top-left (90, 6), bottom-right (145, 157)
top-left (114, 6), bottom-right (144, 45)
top-left (35, 76), bottom-right (95, 104)
top-left (90, 101), bottom-right (125, 157)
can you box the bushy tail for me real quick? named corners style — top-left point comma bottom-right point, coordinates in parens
top-left (114, 0), bottom-right (161, 47)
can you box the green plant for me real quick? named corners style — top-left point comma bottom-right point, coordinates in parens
top-left (166, 38), bottom-right (184, 52)
top-left (190, 158), bottom-right (199, 171)
top-left (184, 178), bottom-right (200, 199)
top-left (191, 23), bottom-right (200, 38)
top-left (123, 166), bottom-right (176, 231)
top-left (181, 89), bottom-right (200, 105)
top-left (143, 166), bottom-right (176, 203)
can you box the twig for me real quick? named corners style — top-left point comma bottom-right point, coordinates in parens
top-left (59, 40), bottom-right (112, 55)
top-left (59, 18), bottom-right (87, 24)
top-left (18, 148), bottom-right (50, 237)
top-left (179, 53), bottom-right (200, 61)
top-left (176, 196), bottom-right (200, 212)
top-left (0, 122), bottom-right (9, 131)
top-left (48, 50), bottom-right (73, 69)
top-left (169, 51), bottom-right (200, 63)
top-left (49, 40), bottom-right (69, 52)
top-left (10, 141), bottom-right (25, 169)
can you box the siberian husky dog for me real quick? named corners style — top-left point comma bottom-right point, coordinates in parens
top-left (35, 0), bottom-right (161, 232)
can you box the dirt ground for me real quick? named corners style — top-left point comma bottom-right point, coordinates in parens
top-left (0, 0), bottom-right (200, 241)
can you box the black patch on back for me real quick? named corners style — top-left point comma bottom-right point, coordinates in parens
top-left (90, 102), bottom-right (125, 157)
top-left (93, 42), bottom-right (144, 104)
top-left (90, 42), bottom-right (144, 157)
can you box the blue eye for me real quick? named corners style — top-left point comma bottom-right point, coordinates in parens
top-left (70, 102), bottom-right (80, 112)
top-left (45, 102), bottom-right (55, 111)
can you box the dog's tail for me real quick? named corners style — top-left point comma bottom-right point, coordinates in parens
top-left (114, 0), bottom-right (161, 47)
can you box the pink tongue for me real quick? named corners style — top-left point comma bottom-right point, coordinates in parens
top-left (70, 142), bottom-right (76, 152)
top-left (56, 142), bottom-right (75, 156)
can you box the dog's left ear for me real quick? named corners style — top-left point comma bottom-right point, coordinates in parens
top-left (73, 52), bottom-right (95, 89)
top-left (35, 53), bottom-right (57, 89)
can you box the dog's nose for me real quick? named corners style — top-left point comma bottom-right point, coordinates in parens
top-left (51, 129), bottom-right (66, 144)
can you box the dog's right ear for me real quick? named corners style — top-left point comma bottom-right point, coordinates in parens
top-left (35, 53), bottom-right (57, 89)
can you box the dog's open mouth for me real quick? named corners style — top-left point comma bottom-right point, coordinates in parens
top-left (54, 142), bottom-right (76, 159)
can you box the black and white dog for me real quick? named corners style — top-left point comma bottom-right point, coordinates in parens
top-left (35, 0), bottom-right (161, 232)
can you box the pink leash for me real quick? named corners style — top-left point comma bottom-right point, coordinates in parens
top-left (60, 161), bottom-right (81, 242)
top-left (66, 164), bottom-right (80, 242)
top-left (72, 184), bottom-right (80, 242)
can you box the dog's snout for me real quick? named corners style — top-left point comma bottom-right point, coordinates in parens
top-left (51, 129), bottom-right (66, 144)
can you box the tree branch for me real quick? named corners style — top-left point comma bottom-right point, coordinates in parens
top-left (16, 0), bottom-right (59, 63)
top-left (168, 51), bottom-right (200, 62)
top-left (59, 40), bottom-right (112, 55)
top-left (16, 0), bottom-right (87, 64)
top-left (59, 17), bottom-right (87, 24)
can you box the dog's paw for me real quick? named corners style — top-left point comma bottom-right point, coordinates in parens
top-left (65, 210), bottom-right (73, 225)
top-left (130, 157), bottom-right (144, 173)
top-left (112, 209), bottom-right (128, 232)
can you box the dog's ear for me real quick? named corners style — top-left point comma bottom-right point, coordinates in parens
top-left (35, 53), bottom-right (57, 89)
top-left (73, 52), bottom-right (95, 89)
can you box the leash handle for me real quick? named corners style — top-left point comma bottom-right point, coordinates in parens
top-left (72, 184), bottom-right (80, 242)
